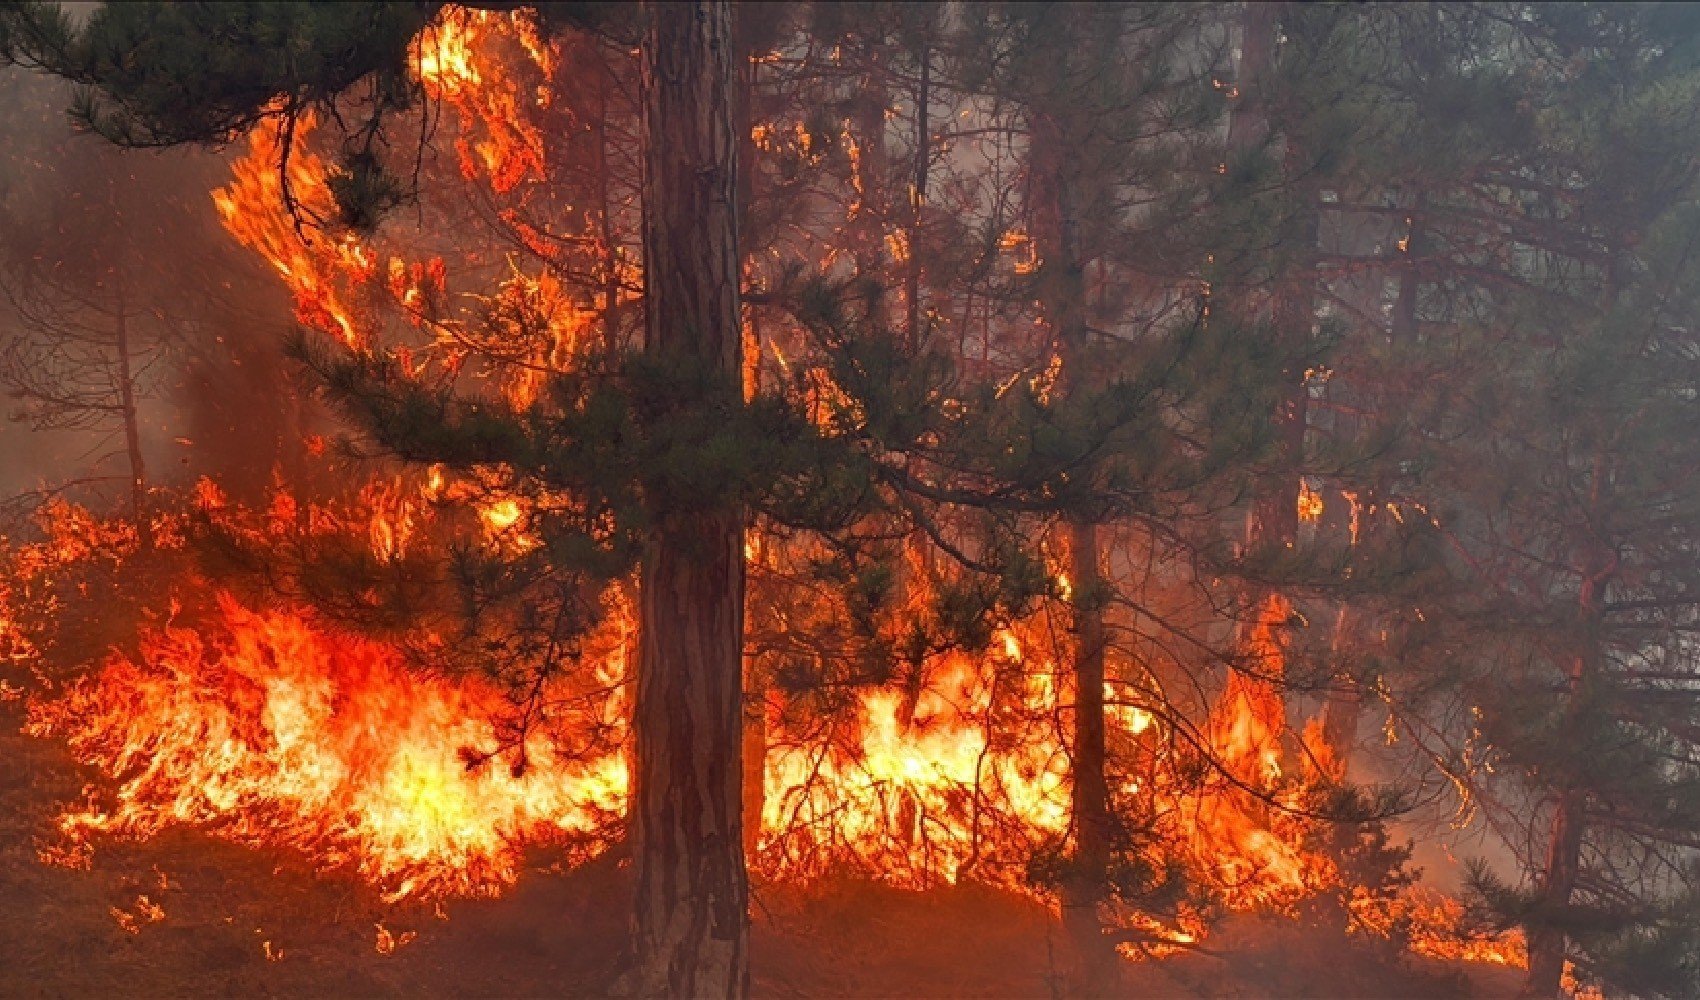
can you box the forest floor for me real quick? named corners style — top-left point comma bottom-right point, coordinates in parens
top-left (0, 702), bottom-right (1522, 999)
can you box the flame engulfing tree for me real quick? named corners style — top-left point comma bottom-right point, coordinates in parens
top-left (8, 3), bottom-right (1700, 999)
top-left (0, 2), bottom-right (764, 994)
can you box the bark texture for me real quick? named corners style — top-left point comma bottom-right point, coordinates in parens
top-left (1523, 785), bottom-right (1582, 998)
top-left (630, 3), bottom-right (749, 996)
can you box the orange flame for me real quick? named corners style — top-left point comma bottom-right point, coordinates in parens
top-left (30, 595), bottom-right (627, 901)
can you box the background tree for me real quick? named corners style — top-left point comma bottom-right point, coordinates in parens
top-left (0, 132), bottom-right (162, 533)
top-left (0, 67), bottom-right (318, 525)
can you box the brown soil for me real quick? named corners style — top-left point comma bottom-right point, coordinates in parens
top-left (1, 703), bottom-right (1521, 998)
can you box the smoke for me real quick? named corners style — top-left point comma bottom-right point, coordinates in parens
top-left (0, 66), bottom-right (321, 531)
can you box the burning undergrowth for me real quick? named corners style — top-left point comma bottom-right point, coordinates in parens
top-left (0, 482), bottom-right (1529, 980)
top-left (28, 595), bottom-right (627, 901)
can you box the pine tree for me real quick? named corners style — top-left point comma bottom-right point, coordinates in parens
top-left (1436, 11), bottom-right (1700, 993)
top-left (1274, 5), bottom-right (1700, 994)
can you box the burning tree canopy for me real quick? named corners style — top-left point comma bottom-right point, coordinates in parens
top-left (2, 2), bottom-right (1700, 998)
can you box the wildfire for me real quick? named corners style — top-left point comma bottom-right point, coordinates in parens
top-left (29, 595), bottom-right (628, 901)
top-left (0, 6), bottom-right (1545, 988)
top-left (1192, 594), bottom-right (1323, 906)
top-left (759, 640), bottom-right (1073, 883)
top-left (213, 114), bottom-right (371, 350)
top-left (1365, 888), bottom-right (1527, 967)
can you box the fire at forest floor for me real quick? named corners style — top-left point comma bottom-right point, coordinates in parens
top-left (1, 702), bottom-right (1522, 1000)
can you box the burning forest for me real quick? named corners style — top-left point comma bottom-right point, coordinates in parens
top-left (1, 2), bottom-right (1699, 998)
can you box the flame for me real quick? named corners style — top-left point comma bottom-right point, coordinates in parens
top-left (1296, 478), bottom-right (1324, 524)
top-left (758, 643), bottom-right (1073, 883)
top-left (212, 113), bottom-right (370, 350)
top-left (415, 15), bottom-right (482, 97)
top-left (1193, 595), bottom-right (1328, 906)
top-left (365, 477), bottom-right (423, 561)
top-left (29, 595), bottom-right (627, 901)
top-left (412, 9), bottom-right (548, 194)
top-left (375, 922), bottom-right (418, 954)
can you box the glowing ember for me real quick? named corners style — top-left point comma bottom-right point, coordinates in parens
top-left (375, 922), bottom-right (418, 955)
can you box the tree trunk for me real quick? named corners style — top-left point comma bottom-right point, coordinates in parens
top-left (1523, 536), bottom-right (1608, 998)
top-left (630, 3), bottom-right (749, 996)
top-left (1316, 605), bottom-right (1357, 778)
top-left (893, 32), bottom-right (935, 727)
top-left (741, 665), bottom-right (767, 859)
top-left (1228, 1), bottom-right (1312, 555)
top-left (851, 47), bottom-right (888, 285)
top-left (1063, 520), bottom-right (1113, 991)
top-left (1317, 193), bottom-right (1423, 775)
top-left (112, 271), bottom-right (149, 545)
top-left (1523, 783), bottom-right (1583, 998)
top-left (596, 67), bottom-right (623, 359)
top-left (1030, 52), bottom-right (1114, 988)
top-left (903, 39), bottom-right (929, 350)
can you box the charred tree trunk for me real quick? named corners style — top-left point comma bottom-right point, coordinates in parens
top-left (630, 3), bottom-right (749, 996)
top-left (112, 271), bottom-right (149, 545)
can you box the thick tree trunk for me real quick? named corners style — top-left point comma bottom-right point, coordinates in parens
top-left (630, 3), bottom-right (749, 997)
top-left (1523, 541), bottom-right (1608, 998)
top-left (1063, 520), bottom-right (1113, 990)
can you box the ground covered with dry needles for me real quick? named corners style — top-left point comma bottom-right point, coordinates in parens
top-left (2, 703), bottom-right (1519, 1000)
